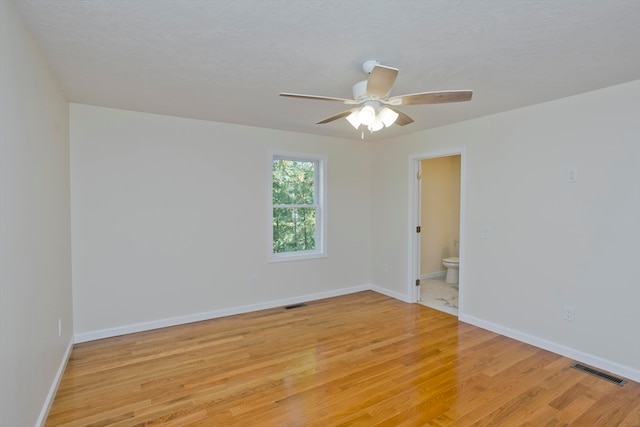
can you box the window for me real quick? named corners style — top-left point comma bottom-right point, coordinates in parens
top-left (270, 152), bottom-right (326, 261)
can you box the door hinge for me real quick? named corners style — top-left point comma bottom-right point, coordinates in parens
top-left (416, 226), bottom-right (421, 233)
top-left (415, 279), bottom-right (421, 287)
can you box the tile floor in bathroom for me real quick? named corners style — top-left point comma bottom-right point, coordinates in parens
top-left (419, 276), bottom-right (459, 316)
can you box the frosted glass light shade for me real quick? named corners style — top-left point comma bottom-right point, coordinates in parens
top-left (358, 105), bottom-right (376, 126)
top-left (346, 111), bottom-right (361, 129)
top-left (379, 107), bottom-right (399, 127)
top-left (369, 117), bottom-right (384, 132)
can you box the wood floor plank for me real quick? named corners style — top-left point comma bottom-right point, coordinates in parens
top-left (619, 398), bottom-right (640, 426)
top-left (45, 291), bottom-right (640, 426)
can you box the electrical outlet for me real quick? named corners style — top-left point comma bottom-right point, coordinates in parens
top-left (567, 168), bottom-right (578, 183)
top-left (249, 275), bottom-right (257, 286)
top-left (481, 226), bottom-right (490, 239)
top-left (383, 263), bottom-right (389, 273)
top-left (563, 305), bottom-right (575, 322)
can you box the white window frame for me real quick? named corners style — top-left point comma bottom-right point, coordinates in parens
top-left (269, 150), bottom-right (327, 263)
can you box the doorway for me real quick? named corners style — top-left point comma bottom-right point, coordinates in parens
top-left (408, 149), bottom-right (465, 317)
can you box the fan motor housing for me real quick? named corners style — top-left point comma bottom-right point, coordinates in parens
top-left (352, 80), bottom-right (368, 101)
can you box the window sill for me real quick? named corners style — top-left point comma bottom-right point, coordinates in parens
top-left (269, 251), bottom-right (327, 263)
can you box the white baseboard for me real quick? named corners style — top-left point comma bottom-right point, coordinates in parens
top-left (370, 284), bottom-right (412, 303)
top-left (74, 284), bottom-right (370, 343)
top-left (421, 271), bottom-right (446, 280)
top-left (459, 313), bottom-right (640, 383)
top-left (36, 336), bottom-right (74, 427)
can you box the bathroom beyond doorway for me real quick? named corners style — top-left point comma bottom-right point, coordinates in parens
top-left (418, 154), bottom-right (461, 315)
top-left (420, 276), bottom-right (458, 316)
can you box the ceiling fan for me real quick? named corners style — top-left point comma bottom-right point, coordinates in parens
top-left (280, 60), bottom-right (473, 134)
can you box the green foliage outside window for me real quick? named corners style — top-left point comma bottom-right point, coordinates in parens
top-left (272, 159), bottom-right (317, 253)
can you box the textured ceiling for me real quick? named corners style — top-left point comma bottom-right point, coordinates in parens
top-left (12, 0), bottom-right (640, 141)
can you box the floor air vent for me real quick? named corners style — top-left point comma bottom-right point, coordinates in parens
top-left (570, 363), bottom-right (627, 386)
top-left (284, 303), bottom-right (307, 310)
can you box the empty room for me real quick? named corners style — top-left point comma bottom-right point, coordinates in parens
top-left (1, 1), bottom-right (639, 426)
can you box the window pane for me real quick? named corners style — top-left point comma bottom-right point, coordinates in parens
top-left (273, 207), bottom-right (316, 253)
top-left (272, 159), bottom-right (315, 205)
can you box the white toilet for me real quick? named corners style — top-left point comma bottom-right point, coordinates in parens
top-left (442, 240), bottom-right (460, 284)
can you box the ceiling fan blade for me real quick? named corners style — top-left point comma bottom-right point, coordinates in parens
top-left (280, 93), bottom-right (357, 104)
top-left (389, 108), bottom-right (414, 126)
top-left (316, 110), bottom-right (355, 124)
top-left (388, 90), bottom-right (473, 106)
top-left (366, 65), bottom-right (399, 98)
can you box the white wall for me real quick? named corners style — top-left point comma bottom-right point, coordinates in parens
top-left (70, 104), bottom-right (372, 337)
top-left (0, 2), bottom-right (73, 426)
top-left (371, 81), bottom-right (640, 381)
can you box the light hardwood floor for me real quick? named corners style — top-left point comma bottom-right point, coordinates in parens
top-left (46, 291), bottom-right (639, 426)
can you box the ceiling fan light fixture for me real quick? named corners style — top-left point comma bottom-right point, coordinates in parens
top-left (379, 107), bottom-right (399, 127)
top-left (358, 104), bottom-right (376, 126)
top-left (281, 61), bottom-right (473, 136)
